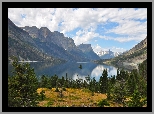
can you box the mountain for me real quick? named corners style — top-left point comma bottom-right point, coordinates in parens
top-left (20, 26), bottom-right (100, 61)
top-left (104, 37), bottom-right (147, 70)
top-left (96, 49), bottom-right (122, 59)
top-left (9, 18), bottom-right (100, 63)
top-left (77, 44), bottom-right (100, 60)
top-left (8, 18), bottom-right (65, 64)
top-left (122, 36), bottom-right (147, 56)
top-left (93, 36), bottom-right (147, 70)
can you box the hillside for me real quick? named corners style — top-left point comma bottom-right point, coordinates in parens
top-left (95, 37), bottom-right (147, 70)
top-left (20, 25), bottom-right (100, 62)
top-left (8, 18), bottom-right (64, 64)
top-left (8, 18), bottom-right (100, 63)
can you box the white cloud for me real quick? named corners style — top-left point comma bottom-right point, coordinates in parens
top-left (73, 30), bottom-right (99, 45)
top-left (8, 8), bottom-right (147, 45)
top-left (114, 34), bottom-right (147, 43)
top-left (110, 46), bottom-right (126, 52)
top-left (92, 44), bottom-right (126, 53)
top-left (98, 33), bottom-right (147, 43)
top-left (8, 8), bottom-right (56, 29)
top-left (106, 20), bottom-right (147, 36)
top-left (92, 44), bottom-right (103, 53)
top-left (72, 73), bottom-right (87, 81)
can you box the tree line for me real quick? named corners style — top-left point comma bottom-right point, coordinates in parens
top-left (8, 56), bottom-right (147, 107)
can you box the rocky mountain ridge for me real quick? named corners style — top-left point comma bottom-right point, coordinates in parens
top-left (104, 37), bottom-right (147, 70)
top-left (8, 18), bottom-right (65, 65)
top-left (8, 18), bottom-right (100, 63)
top-left (94, 36), bottom-right (147, 70)
top-left (123, 36), bottom-right (147, 56)
top-left (77, 44), bottom-right (100, 60)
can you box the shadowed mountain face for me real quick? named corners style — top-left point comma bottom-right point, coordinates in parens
top-left (77, 44), bottom-right (100, 60)
top-left (8, 18), bottom-right (64, 64)
top-left (19, 23), bottom-right (100, 62)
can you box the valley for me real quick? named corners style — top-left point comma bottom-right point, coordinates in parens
top-left (8, 17), bottom-right (147, 108)
top-left (94, 37), bottom-right (147, 70)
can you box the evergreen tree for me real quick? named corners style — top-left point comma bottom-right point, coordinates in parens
top-left (126, 88), bottom-right (146, 107)
top-left (110, 75), bottom-right (116, 85)
top-left (64, 73), bottom-right (69, 88)
top-left (50, 75), bottom-right (58, 88)
top-left (99, 69), bottom-right (108, 93)
top-left (61, 76), bottom-right (65, 86)
top-left (8, 56), bottom-right (39, 107)
top-left (89, 77), bottom-right (98, 93)
top-left (126, 70), bottom-right (137, 95)
top-left (116, 68), bottom-right (120, 80)
top-left (112, 79), bottom-right (127, 105)
top-left (99, 75), bottom-right (103, 93)
top-left (106, 77), bottom-right (113, 100)
top-left (40, 75), bottom-right (50, 88)
top-left (39, 90), bottom-right (46, 101)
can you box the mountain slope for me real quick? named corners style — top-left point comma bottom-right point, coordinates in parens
top-left (20, 26), bottom-right (100, 61)
top-left (8, 18), bottom-right (65, 64)
top-left (94, 37), bottom-right (147, 70)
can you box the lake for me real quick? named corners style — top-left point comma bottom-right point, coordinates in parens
top-left (8, 61), bottom-right (118, 82)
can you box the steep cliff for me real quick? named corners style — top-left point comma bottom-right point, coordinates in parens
top-left (20, 26), bottom-right (99, 62)
top-left (77, 44), bottom-right (100, 60)
top-left (8, 18), bottom-right (65, 64)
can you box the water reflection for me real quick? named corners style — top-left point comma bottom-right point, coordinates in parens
top-left (91, 65), bottom-right (118, 81)
top-left (8, 62), bottom-right (118, 82)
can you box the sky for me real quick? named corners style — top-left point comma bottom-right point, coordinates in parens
top-left (8, 8), bottom-right (147, 53)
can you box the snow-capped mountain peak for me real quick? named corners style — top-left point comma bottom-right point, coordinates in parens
top-left (96, 49), bottom-right (122, 59)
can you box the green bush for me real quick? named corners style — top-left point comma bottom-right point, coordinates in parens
top-left (62, 87), bottom-right (66, 91)
top-left (54, 87), bottom-right (60, 92)
top-left (126, 89), bottom-right (146, 107)
top-left (97, 99), bottom-right (110, 107)
top-left (46, 100), bottom-right (53, 107)
top-left (39, 90), bottom-right (46, 101)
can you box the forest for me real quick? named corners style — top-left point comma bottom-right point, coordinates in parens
top-left (8, 56), bottom-right (147, 107)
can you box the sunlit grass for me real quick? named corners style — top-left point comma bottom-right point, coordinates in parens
top-left (37, 88), bottom-right (108, 107)
top-left (37, 88), bottom-right (146, 107)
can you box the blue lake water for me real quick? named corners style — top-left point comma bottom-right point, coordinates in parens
top-left (8, 62), bottom-right (118, 82)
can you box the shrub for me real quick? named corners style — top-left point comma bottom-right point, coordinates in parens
top-left (97, 99), bottom-right (110, 107)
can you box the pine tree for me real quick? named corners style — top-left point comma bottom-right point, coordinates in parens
top-left (126, 70), bottom-right (137, 95)
top-left (50, 75), bottom-right (58, 88)
top-left (112, 79), bottom-right (127, 105)
top-left (39, 90), bottom-right (46, 101)
top-left (40, 75), bottom-right (50, 88)
top-left (8, 56), bottom-right (39, 107)
top-left (99, 69), bottom-right (108, 93)
top-left (126, 88), bottom-right (146, 107)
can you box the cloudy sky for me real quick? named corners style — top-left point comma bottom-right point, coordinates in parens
top-left (8, 8), bottom-right (147, 53)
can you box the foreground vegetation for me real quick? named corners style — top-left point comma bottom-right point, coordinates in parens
top-left (8, 56), bottom-right (147, 107)
top-left (37, 88), bottom-right (108, 107)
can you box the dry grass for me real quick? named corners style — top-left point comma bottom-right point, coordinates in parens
top-left (37, 88), bottom-right (146, 107)
top-left (37, 88), bottom-right (107, 107)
